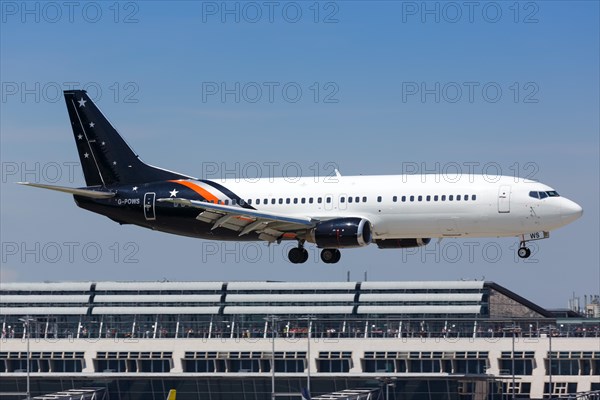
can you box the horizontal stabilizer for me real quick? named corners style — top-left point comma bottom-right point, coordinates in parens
top-left (17, 182), bottom-right (115, 199)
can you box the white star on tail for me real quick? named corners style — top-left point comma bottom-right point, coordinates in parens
top-left (133, 186), bottom-right (138, 192)
top-left (77, 134), bottom-right (83, 140)
top-left (169, 189), bottom-right (179, 198)
top-left (78, 98), bottom-right (87, 107)
top-left (89, 122), bottom-right (95, 128)
top-left (84, 153), bottom-right (89, 158)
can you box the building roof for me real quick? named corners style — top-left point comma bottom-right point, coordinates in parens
top-left (0, 280), bottom-right (549, 320)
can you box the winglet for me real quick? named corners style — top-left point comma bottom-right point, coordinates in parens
top-left (17, 182), bottom-right (115, 199)
top-left (166, 389), bottom-right (176, 400)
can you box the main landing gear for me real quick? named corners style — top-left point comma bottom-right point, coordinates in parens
top-left (287, 242), bottom-right (342, 264)
top-left (288, 245), bottom-right (309, 264)
top-left (320, 248), bottom-right (341, 264)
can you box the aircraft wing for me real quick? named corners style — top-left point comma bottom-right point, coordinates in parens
top-left (157, 198), bottom-right (317, 242)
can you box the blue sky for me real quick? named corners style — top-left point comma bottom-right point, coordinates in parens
top-left (1, 1), bottom-right (598, 308)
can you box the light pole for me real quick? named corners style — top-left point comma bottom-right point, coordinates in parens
top-left (299, 315), bottom-right (315, 398)
top-left (19, 316), bottom-right (35, 400)
top-left (511, 323), bottom-right (516, 400)
top-left (264, 315), bottom-right (280, 400)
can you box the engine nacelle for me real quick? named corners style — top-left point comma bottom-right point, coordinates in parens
top-left (310, 217), bottom-right (372, 248)
top-left (375, 238), bottom-right (431, 249)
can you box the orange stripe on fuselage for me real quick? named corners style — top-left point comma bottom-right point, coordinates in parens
top-left (169, 180), bottom-right (220, 203)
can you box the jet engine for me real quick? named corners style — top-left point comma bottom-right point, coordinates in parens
top-left (310, 217), bottom-right (372, 248)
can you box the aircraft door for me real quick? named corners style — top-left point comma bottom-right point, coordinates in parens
top-left (144, 192), bottom-right (156, 220)
top-left (498, 185), bottom-right (510, 213)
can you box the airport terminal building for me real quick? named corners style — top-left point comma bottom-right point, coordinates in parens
top-left (0, 280), bottom-right (598, 400)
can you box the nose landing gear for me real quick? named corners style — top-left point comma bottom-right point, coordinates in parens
top-left (516, 231), bottom-right (549, 259)
top-left (517, 246), bottom-right (531, 259)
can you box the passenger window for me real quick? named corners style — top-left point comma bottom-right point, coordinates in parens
top-left (286, 198), bottom-right (291, 204)
top-left (340, 197), bottom-right (346, 203)
top-left (393, 196), bottom-right (397, 202)
top-left (301, 198), bottom-right (306, 204)
top-left (326, 197), bottom-right (332, 203)
top-left (318, 197), bottom-right (322, 204)
top-left (293, 198), bottom-right (298, 204)
top-left (401, 196), bottom-right (406, 202)
top-left (224, 200), bottom-right (229, 205)
top-left (434, 195), bottom-right (438, 201)
top-left (348, 197), bottom-right (353, 203)
top-left (355, 196), bottom-right (360, 203)
top-left (472, 194), bottom-right (476, 201)
top-left (232, 199), bottom-right (238, 205)
top-left (362, 196), bottom-right (367, 202)
top-left (278, 198), bottom-right (283, 204)
top-left (309, 198), bottom-right (314, 204)
top-left (418, 195), bottom-right (422, 201)
top-left (449, 195), bottom-right (453, 201)
top-left (426, 195), bottom-right (431, 201)
top-left (271, 199), bottom-right (275, 204)
top-left (539, 192), bottom-right (548, 199)
top-left (457, 195), bottom-right (461, 201)
top-left (248, 199), bottom-right (252, 205)
top-left (377, 196), bottom-right (382, 202)
top-left (410, 195), bottom-right (414, 202)
top-left (441, 195), bottom-right (446, 201)
top-left (464, 195), bottom-right (469, 201)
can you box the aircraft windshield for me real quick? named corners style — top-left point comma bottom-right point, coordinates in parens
top-left (529, 190), bottom-right (560, 199)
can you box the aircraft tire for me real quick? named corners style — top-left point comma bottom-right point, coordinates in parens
top-left (517, 247), bottom-right (531, 259)
top-left (321, 249), bottom-right (341, 264)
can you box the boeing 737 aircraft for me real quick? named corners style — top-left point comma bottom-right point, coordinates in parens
top-left (19, 90), bottom-right (583, 264)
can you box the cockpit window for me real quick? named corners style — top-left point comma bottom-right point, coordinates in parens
top-left (529, 190), bottom-right (560, 199)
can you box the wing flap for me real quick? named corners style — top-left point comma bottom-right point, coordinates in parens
top-left (158, 197), bottom-right (316, 240)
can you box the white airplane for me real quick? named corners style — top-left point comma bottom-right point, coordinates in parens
top-left (19, 90), bottom-right (583, 264)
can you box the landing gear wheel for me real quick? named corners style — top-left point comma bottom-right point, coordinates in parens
top-left (288, 247), bottom-right (309, 264)
top-left (517, 247), bottom-right (531, 259)
top-left (321, 249), bottom-right (341, 264)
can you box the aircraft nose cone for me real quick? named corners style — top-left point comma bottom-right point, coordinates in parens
top-left (561, 199), bottom-right (583, 223)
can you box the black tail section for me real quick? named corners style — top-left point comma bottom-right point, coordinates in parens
top-left (64, 90), bottom-right (193, 186)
